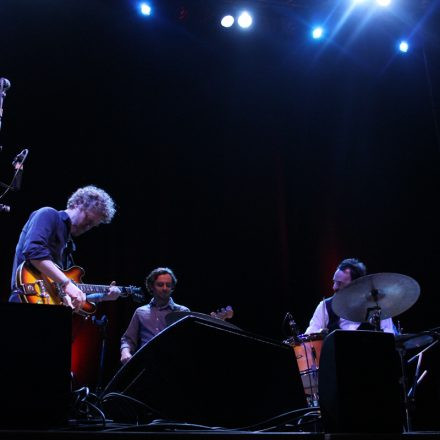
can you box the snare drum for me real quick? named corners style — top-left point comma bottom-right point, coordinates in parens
top-left (291, 333), bottom-right (324, 405)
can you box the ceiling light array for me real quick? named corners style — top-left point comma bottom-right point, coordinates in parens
top-left (138, 2), bottom-right (413, 55)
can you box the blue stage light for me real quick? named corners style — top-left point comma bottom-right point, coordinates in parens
top-left (139, 2), bottom-right (152, 16)
top-left (221, 15), bottom-right (235, 28)
top-left (237, 11), bottom-right (253, 29)
top-left (376, 0), bottom-right (391, 7)
top-left (312, 27), bottom-right (324, 39)
top-left (398, 40), bottom-right (409, 53)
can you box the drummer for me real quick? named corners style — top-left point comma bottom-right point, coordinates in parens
top-left (304, 258), bottom-right (396, 334)
top-left (120, 267), bottom-right (190, 365)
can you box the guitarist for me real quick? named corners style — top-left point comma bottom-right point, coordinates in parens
top-left (120, 267), bottom-right (189, 365)
top-left (9, 185), bottom-right (121, 310)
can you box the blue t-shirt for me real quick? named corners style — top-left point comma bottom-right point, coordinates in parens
top-left (10, 207), bottom-right (74, 293)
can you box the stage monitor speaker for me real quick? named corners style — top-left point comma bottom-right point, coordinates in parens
top-left (318, 330), bottom-right (404, 433)
top-left (0, 302), bottom-right (72, 428)
top-left (102, 315), bottom-right (307, 428)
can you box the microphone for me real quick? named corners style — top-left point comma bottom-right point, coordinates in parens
top-left (8, 149), bottom-right (29, 191)
top-left (0, 78), bottom-right (11, 132)
top-left (0, 78), bottom-right (11, 92)
top-left (0, 204), bottom-right (11, 213)
top-left (285, 312), bottom-right (301, 343)
top-left (12, 149), bottom-right (29, 167)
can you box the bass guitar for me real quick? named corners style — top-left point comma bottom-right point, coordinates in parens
top-left (15, 261), bottom-right (145, 317)
top-left (210, 305), bottom-right (234, 320)
top-left (165, 305), bottom-right (235, 328)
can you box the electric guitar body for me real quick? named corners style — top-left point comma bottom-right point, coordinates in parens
top-left (15, 261), bottom-right (144, 317)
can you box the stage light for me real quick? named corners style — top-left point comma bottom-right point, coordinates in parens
top-left (312, 26), bottom-right (324, 40)
top-left (237, 11), bottom-right (253, 29)
top-left (139, 2), bottom-right (152, 16)
top-left (398, 40), bottom-right (409, 53)
top-left (376, 0), bottom-right (391, 7)
top-left (221, 15), bottom-right (235, 28)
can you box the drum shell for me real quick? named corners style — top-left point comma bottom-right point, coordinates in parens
top-left (293, 336), bottom-right (323, 373)
top-left (291, 333), bottom-right (324, 399)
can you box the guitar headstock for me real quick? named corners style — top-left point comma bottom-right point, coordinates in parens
top-left (121, 286), bottom-right (146, 303)
top-left (211, 305), bottom-right (234, 321)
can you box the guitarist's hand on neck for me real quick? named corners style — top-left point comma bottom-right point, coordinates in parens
top-left (103, 280), bottom-right (121, 301)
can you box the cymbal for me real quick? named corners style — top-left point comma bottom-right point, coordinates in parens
top-left (395, 332), bottom-right (434, 350)
top-left (332, 273), bottom-right (420, 322)
top-left (165, 311), bottom-right (241, 330)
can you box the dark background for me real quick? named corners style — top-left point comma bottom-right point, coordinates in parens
top-left (1, 0), bottom-right (440, 425)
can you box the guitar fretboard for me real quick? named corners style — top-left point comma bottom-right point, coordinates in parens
top-left (76, 283), bottom-right (145, 303)
top-left (77, 284), bottom-right (127, 294)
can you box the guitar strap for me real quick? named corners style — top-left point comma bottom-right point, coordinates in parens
top-left (62, 237), bottom-right (76, 269)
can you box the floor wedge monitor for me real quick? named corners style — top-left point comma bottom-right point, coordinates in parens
top-left (318, 329), bottom-right (404, 433)
top-left (102, 314), bottom-right (307, 428)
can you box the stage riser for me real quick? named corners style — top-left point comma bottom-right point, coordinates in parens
top-left (0, 303), bottom-right (72, 428)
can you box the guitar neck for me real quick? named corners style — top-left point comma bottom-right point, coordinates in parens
top-left (77, 284), bottom-right (129, 295)
top-left (76, 283), bottom-right (145, 303)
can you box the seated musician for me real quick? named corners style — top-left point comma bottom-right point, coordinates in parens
top-left (120, 267), bottom-right (189, 365)
top-left (305, 258), bottom-right (396, 334)
top-left (9, 185), bottom-right (121, 310)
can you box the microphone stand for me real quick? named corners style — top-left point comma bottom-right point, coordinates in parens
top-left (0, 78), bottom-right (25, 206)
top-left (92, 314), bottom-right (109, 395)
top-left (0, 150), bottom-right (28, 206)
top-left (0, 77), bottom-right (10, 133)
top-left (0, 79), bottom-right (10, 193)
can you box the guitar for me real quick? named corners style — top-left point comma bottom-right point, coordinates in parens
top-left (210, 305), bottom-right (234, 321)
top-left (15, 261), bottom-right (145, 317)
top-left (165, 305), bottom-right (234, 327)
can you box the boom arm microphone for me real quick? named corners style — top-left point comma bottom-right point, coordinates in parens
top-left (0, 78), bottom-right (11, 92)
top-left (0, 78), bottom-right (11, 93)
top-left (12, 149), bottom-right (29, 167)
top-left (10, 149), bottom-right (29, 191)
top-left (0, 78), bottom-right (11, 132)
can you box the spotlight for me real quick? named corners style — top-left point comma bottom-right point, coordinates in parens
top-left (139, 2), bottom-right (152, 16)
top-left (398, 40), bottom-right (409, 53)
top-left (312, 26), bottom-right (324, 40)
top-left (221, 15), bottom-right (235, 28)
top-left (237, 11), bottom-right (253, 29)
top-left (376, 0), bottom-right (391, 7)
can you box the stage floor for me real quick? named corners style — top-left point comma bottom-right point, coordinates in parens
top-left (1, 428), bottom-right (440, 440)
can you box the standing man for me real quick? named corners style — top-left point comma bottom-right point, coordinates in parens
top-left (120, 267), bottom-right (189, 364)
top-left (305, 258), bottom-right (395, 334)
top-left (10, 185), bottom-right (121, 309)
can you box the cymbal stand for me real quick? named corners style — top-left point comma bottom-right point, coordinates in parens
top-left (366, 307), bottom-right (382, 331)
top-left (401, 335), bottom-right (439, 432)
top-left (396, 345), bottom-right (413, 432)
top-left (407, 338), bottom-right (438, 398)
top-left (365, 288), bottom-right (383, 331)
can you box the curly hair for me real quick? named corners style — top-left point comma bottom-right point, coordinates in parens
top-left (66, 185), bottom-right (116, 224)
top-left (145, 267), bottom-right (177, 294)
top-left (337, 258), bottom-right (367, 281)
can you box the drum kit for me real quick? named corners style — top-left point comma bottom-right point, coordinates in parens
top-left (286, 272), bottom-right (439, 415)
